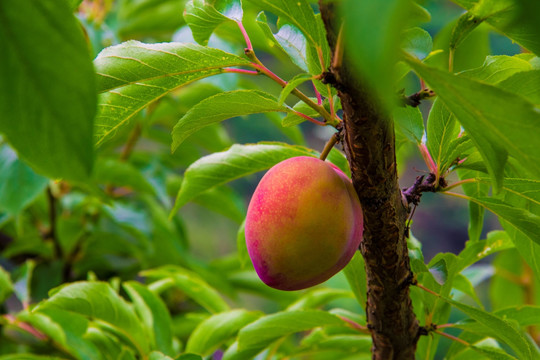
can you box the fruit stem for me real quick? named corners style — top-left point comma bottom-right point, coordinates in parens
top-left (319, 132), bottom-right (339, 160)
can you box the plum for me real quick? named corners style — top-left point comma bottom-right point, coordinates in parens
top-left (245, 156), bottom-right (363, 291)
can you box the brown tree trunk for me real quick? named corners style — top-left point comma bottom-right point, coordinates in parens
top-left (319, 2), bottom-right (420, 359)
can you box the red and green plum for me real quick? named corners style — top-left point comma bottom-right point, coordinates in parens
top-left (245, 156), bottom-right (363, 291)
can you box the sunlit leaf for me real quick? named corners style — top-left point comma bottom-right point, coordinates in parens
top-left (94, 41), bottom-right (251, 146)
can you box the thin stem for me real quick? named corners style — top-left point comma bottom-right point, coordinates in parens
top-left (418, 144), bottom-right (437, 174)
top-left (441, 191), bottom-right (470, 202)
top-left (120, 123), bottom-right (142, 162)
top-left (449, 48), bottom-right (455, 72)
top-left (326, 84), bottom-right (335, 118)
top-left (236, 21), bottom-right (253, 51)
top-left (338, 315), bottom-right (370, 334)
top-left (313, 81), bottom-right (323, 105)
top-left (246, 54), bottom-right (339, 126)
top-left (436, 323), bottom-right (455, 329)
top-left (440, 178), bottom-right (478, 192)
top-left (294, 111), bottom-right (326, 126)
top-left (223, 68), bottom-right (259, 75)
top-left (47, 186), bottom-right (62, 259)
top-left (415, 282), bottom-right (440, 297)
top-left (434, 329), bottom-right (469, 346)
top-left (319, 133), bottom-right (339, 160)
top-left (332, 22), bottom-right (345, 70)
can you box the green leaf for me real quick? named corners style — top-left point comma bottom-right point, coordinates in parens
top-left (426, 98), bottom-right (460, 173)
top-left (184, 0), bottom-right (243, 45)
top-left (193, 185), bottom-right (246, 223)
top-left (0, 355), bottom-right (69, 360)
top-left (148, 352), bottom-right (175, 360)
top-left (175, 355), bottom-right (203, 360)
top-left (499, 69), bottom-right (540, 105)
top-left (247, 0), bottom-right (322, 51)
top-left (496, 174), bottom-right (540, 279)
top-left (94, 41), bottom-right (251, 146)
top-left (300, 334), bottom-right (372, 354)
top-left (464, 196), bottom-right (540, 247)
top-left (116, 0), bottom-right (185, 38)
top-left (458, 169), bottom-right (490, 241)
top-left (171, 90), bottom-right (288, 151)
top-left (36, 282), bottom-right (149, 353)
top-left (93, 158), bottom-right (155, 195)
top-left (405, 58), bottom-right (540, 190)
top-left (0, 0), bottom-right (96, 181)
top-left (282, 99), bottom-right (319, 127)
top-left (0, 145), bottom-right (48, 215)
top-left (451, 0), bottom-right (540, 56)
top-left (456, 231), bottom-right (514, 271)
top-left (278, 73), bottom-right (314, 105)
top-left (0, 266), bottom-right (13, 304)
top-left (12, 260), bottom-right (35, 306)
top-left (402, 27), bottom-right (433, 60)
top-left (123, 281), bottom-right (174, 355)
top-left (21, 308), bottom-right (101, 360)
top-left (236, 220), bottom-right (250, 269)
top-left (437, 295), bottom-right (536, 359)
top-left (186, 309), bottom-right (262, 356)
top-left (273, 22), bottom-right (310, 72)
top-left (460, 55), bottom-right (532, 85)
top-left (237, 310), bottom-right (344, 351)
top-left (286, 288), bottom-right (353, 311)
top-left (171, 143), bottom-right (316, 213)
top-left (343, 0), bottom-right (413, 110)
top-left (393, 105), bottom-right (424, 144)
top-left (143, 266), bottom-right (230, 314)
top-left (342, 251), bottom-right (367, 309)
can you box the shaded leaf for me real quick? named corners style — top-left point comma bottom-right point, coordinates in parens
top-left (0, 0), bottom-right (96, 180)
top-left (36, 282), bottom-right (149, 353)
top-left (0, 145), bottom-right (48, 215)
top-left (186, 309), bottom-right (262, 356)
top-left (172, 90), bottom-right (289, 150)
top-left (123, 281), bottom-right (174, 355)
top-left (437, 291), bottom-right (537, 359)
top-left (393, 105), bottom-right (424, 144)
top-left (342, 251), bottom-right (367, 309)
top-left (406, 58), bottom-right (540, 190)
top-left (343, 0), bottom-right (413, 110)
top-left (237, 310), bottom-right (344, 351)
top-left (171, 143), bottom-right (316, 213)
top-left (426, 98), bottom-right (460, 173)
top-left (143, 266), bottom-right (230, 314)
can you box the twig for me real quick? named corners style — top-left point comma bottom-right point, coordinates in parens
top-left (319, 132), bottom-right (340, 160)
top-left (434, 329), bottom-right (469, 346)
top-left (236, 21), bottom-right (253, 51)
top-left (402, 173), bottom-right (444, 207)
top-left (338, 315), bottom-right (370, 334)
top-left (414, 282), bottom-right (440, 297)
top-left (400, 88), bottom-right (436, 107)
top-left (120, 122), bottom-right (142, 162)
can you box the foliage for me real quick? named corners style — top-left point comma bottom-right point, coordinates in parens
top-left (1, 0), bottom-right (539, 359)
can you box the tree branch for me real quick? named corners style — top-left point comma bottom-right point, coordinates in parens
top-left (319, 2), bottom-right (420, 358)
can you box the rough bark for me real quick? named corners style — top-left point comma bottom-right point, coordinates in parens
top-left (319, 2), bottom-right (420, 359)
